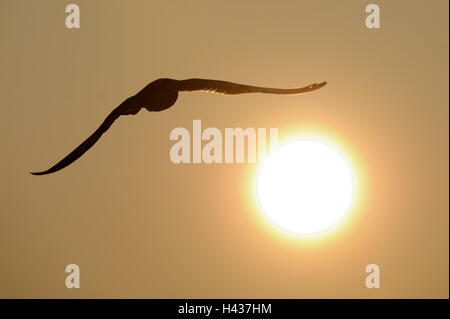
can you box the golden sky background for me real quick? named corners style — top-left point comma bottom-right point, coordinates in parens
top-left (0, 0), bottom-right (448, 298)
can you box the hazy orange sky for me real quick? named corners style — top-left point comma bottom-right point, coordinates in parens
top-left (0, 0), bottom-right (448, 298)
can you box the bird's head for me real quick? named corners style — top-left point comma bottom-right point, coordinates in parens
top-left (151, 78), bottom-right (177, 90)
top-left (139, 78), bottom-right (179, 112)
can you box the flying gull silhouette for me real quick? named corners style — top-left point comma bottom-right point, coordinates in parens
top-left (31, 78), bottom-right (327, 175)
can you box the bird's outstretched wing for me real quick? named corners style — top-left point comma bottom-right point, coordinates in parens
top-left (176, 78), bottom-right (327, 95)
top-left (31, 98), bottom-right (138, 176)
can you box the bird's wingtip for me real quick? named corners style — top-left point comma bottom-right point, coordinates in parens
top-left (30, 171), bottom-right (47, 176)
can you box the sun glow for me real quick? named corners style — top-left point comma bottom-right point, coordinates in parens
top-left (257, 140), bottom-right (354, 235)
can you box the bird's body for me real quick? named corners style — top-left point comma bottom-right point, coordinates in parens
top-left (31, 78), bottom-right (327, 175)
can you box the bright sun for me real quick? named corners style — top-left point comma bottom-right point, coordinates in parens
top-left (257, 140), bottom-right (354, 235)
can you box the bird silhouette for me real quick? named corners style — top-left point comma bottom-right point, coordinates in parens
top-left (31, 78), bottom-right (327, 175)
